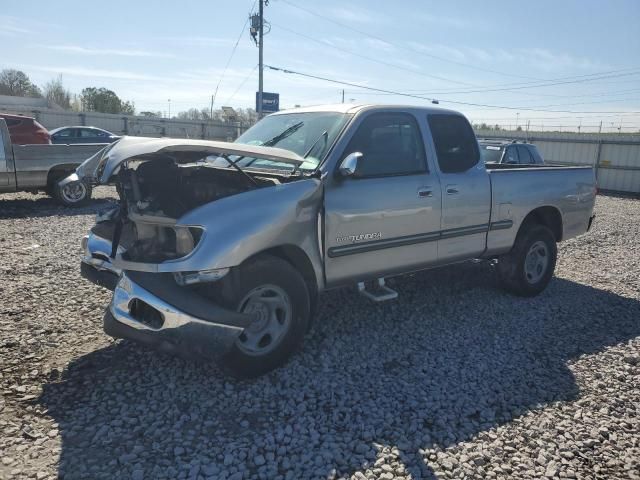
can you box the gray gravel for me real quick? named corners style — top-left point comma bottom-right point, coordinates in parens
top-left (1, 189), bottom-right (639, 480)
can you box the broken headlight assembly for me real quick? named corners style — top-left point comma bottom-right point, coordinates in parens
top-left (121, 225), bottom-right (205, 263)
top-left (173, 267), bottom-right (230, 286)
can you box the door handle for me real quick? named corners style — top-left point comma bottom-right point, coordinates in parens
top-left (417, 187), bottom-right (433, 198)
top-left (446, 185), bottom-right (459, 195)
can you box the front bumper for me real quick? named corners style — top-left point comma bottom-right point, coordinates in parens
top-left (80, 232), bottom-right (122, 290)
top-left (106, 272), bottom-right (251, 360)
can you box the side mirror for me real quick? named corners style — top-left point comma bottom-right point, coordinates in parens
top-left (339, 152), bottom-right (363, 177)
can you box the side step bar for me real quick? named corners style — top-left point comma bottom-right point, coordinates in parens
top-left (357, 278), bottom-right (398, 303)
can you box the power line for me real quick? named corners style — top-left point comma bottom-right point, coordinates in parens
top-left (265, 64), bottom-right (640, 114)
top-left (342, 86), bottom-right (640, 100)
top-left (279, 0), bottom-right (543, 81)
top-left (211, 0), bottom-right (257, 109)
top-left (412, 70), bottom-right (640, 95)
top-left (272, 22), bottom-right (474, 86)
top-left (225, 64), bottom-right (259, 104)
top-left (276, 2), bottom-right (640, 98)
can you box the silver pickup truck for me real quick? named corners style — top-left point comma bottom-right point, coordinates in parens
top-left (0, 119), bottom-right (104, 206)
top-left (79, 104), bottom-right (596, 377)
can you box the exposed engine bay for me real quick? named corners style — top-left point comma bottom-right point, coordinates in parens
top-left (95, 151), bottom-right (294, 265)
top-left (121, 153), bottom-right (283, 218)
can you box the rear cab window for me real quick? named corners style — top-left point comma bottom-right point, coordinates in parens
top-left (427, 114), bottom-right (479, 173)
top-left (480, 144), bottom-right (504, 164)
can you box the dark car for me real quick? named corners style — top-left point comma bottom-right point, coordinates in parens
top-left (49, 126), bottom-right (120, 144)
top-left (0, 113), bottom-right (51, 144)
top-left (478, 139), bottom-right (544, 165)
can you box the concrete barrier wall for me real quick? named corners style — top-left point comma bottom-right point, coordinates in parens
top-left (1, 106), bottom-right (249, 142)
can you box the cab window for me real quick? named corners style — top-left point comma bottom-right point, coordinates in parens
top-left (503, 146), bottom-right (519, 164)
top-left (343, 112), bottom-right (426, 177)
top-left (517, 145), bottom-right (534, 164)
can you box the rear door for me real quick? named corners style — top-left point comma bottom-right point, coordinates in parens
top-left (427, 114), bottom-right (491, 262)
top-left (324, 111), bottom-right (442, 286)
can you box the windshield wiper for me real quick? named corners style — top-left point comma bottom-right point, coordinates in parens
top-left (242, 121), bottom-right (305, 170)
top-left (303, 130), bottom-right (328, 159)
top-left (261, 121), bottom-right (304, 147)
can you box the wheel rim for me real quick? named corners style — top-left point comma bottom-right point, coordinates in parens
top-left (61, 182), bottom-right (86, 203)
top-left (524, 240), bottom-right (549, 284)
top-left (235, 284), bottom-right (291, 356)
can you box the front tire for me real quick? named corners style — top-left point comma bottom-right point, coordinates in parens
top-left (213, 255), bottom-right (310, 377)
top-left (497, 224), bottom-right (557, 297)
top-left (54, 179), bottom-right (92, 207)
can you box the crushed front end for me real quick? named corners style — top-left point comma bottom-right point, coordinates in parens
top-left (79, 137), bottom-right (308, 359)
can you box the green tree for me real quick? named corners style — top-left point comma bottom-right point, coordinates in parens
top-left (0, 69), bottom-right (42, 97)
top-left (80, 87), bottom-right (135, 114)
top-left (42, 75), bottom-right (72, 109)
top-left (121, 100), bottom-right (135, 115)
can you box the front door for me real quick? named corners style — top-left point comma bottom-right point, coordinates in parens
top-left (427, 114), bottom-right (491, 262)
top-left (324, 112), bottom-right (442, 286)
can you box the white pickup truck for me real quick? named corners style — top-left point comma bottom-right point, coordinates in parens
top-left (79, 104), bottom-right (597, 376)
top-left (0, 119), bottom-right (104, 206)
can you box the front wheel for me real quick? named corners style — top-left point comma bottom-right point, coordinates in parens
top-left (213, 255), bottom-right (310, 377)
top-left (54, 179), bottom-right (92, 207)
top-left (497, 224), bottom-right (557, 297)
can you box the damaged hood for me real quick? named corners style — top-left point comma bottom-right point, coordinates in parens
top-left (77, 136), bottom-right (306, 184)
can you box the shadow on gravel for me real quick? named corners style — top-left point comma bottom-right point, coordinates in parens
top-left (0, 196), bottom-right (117, 219)
top-left (39, 264), bottom-right (640, 479)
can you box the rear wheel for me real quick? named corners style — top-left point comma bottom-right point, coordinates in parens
top-left (54, 179), bottom-right (92, 207)
top-left (497, 224), bottom-right (557, 297)
top-left (214, 255), bottom-right (310, 377)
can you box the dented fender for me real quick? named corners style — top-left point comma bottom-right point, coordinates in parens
top-left (115, 178), bottom-right (325, 289)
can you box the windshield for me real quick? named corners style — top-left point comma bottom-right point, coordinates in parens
top-left (479, 144), bottom-right (504, 164)
top-left (232, 112), bottom-right (351, 172)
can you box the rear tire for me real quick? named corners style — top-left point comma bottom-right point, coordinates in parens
top-left (213, 255), bottom-right (310, 377)
top-left (497, 224), bottom-right (557, 297)
top-left (54, 179), bottom-right (92, 207)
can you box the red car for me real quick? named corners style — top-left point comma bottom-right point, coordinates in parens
top-left (0, 113), bottom-right (51, 144)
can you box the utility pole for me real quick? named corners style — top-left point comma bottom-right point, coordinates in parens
top-left (168, 99), bottom-right (171, 119)
top-left (341, 89), bottom-right (345, 103)
top-left (210, 95), bottom-right (214, 120)
top-left (258, 0), bottom-right (264, 118)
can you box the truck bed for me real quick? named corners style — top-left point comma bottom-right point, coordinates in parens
top-left (484, 163), bottom-right (596, 256)
top-left (7, 143), bottom-right (106, 191)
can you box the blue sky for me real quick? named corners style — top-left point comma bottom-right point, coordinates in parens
top-left (1, 0), bottom-right (639, 131)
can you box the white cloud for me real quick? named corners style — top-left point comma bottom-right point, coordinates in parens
top-left (15, 64), bottom-right (162, 81)
top-left (407, 41), bottom-right (468, 62)
top-left (0, 16), bottom-right (31, 36)
top-left (405, 42), bottom-right (606, 72)
top-left (161, 36), bottom-right (237, 48)
top-left (328, 6), bottom-right (380, 24)
top-left (41, 45), bottom-right (176, 58)
top-left (519, 48), bottom-right (606, 71)
top-left (417, 13), bottom-right (475, 29)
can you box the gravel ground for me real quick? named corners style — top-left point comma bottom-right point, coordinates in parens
top-left (0, 189), bottom-right (638, 480)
